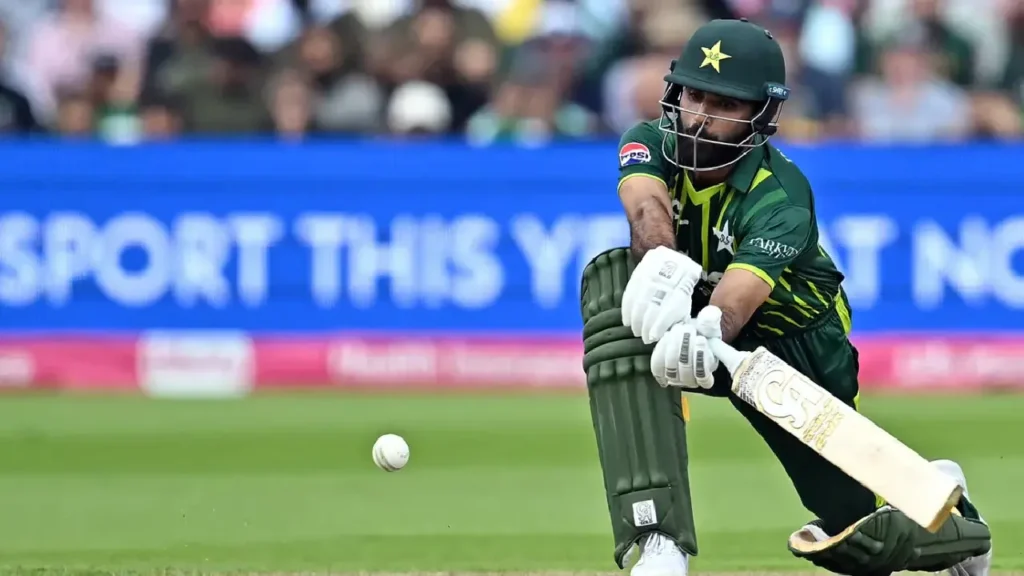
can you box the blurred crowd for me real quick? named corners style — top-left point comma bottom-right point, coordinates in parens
top-left (0, 0), bottom-right (1019, 144)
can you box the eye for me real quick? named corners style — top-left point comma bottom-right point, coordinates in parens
top-left (719, 99), bottom-right (740, 111)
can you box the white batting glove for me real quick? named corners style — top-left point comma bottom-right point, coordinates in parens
top-left (621, 246), bottom-right (703, 344)
top-left (694, 305), bottom-right (724, 340)
top-left (651, 319), bottom-right (719, 389)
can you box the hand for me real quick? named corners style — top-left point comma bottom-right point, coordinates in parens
top-left (621, 246), bottom-right (703, 344)
top-left (788, 508), bottom-right (919, 574)
top-left (694, 305), bottom-right (723, 341)
top-left (651, 320), bottom-right (719, 389)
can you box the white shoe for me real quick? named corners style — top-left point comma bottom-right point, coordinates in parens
top-left (932, 459), bottom-right (992, 576)
top-left (630, 533), bottom-right (689, 576)
top-left (944, 550), bottom-right (994, 576)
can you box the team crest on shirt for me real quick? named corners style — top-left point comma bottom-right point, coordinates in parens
top-left (713, 221), bottom-right (735, 255)
top-left (619, 142), bottom-right (651, 167)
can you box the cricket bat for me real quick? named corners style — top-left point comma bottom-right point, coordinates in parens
top-left (706, 339), bottom-right (963, 533)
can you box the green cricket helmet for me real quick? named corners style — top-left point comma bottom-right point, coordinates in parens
top-left (659, 18), bottom-right (790, 172)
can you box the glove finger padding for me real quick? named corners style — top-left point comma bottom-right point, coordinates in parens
top-left (788, 507), bottom-right (992, 576)
top-left (676, 324), bottom-right (694, 387)
top-left (650, 328), bottom-right (673, 387)
top-left (691, 335), bottom-right (717, 389)
top-left (633, 285), bottom-right (654, 339)
top-left (651, 322), bottom-right (720, 390)
top-left (620, 271), bottom-right (645, 337)
top-left (648, 289), bottom-right (691, 344)
top-left (652, 323), bottom-right (689, 388)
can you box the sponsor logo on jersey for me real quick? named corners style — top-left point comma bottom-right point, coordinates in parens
top-left (749, 237), bottom-right (799, 259)
top-left (619, 142), bottom-right (651, 167)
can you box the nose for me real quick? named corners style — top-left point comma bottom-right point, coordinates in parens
top-left (684, 109), bottom-right (712, 134)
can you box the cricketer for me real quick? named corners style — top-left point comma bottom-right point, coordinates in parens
top-left (579, 18), bottom-right (993, 576)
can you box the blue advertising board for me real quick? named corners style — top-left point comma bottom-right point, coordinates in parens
top-left (0, 141), bottom-right (1021, 333)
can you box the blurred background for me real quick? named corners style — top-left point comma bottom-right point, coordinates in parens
top-left (0, 0), bottom-right (1021, 571)
top-left (0, 0), bottom-right (1018, 142)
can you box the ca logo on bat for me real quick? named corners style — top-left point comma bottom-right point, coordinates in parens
top-left (755, 368), bottom-right (825, 430)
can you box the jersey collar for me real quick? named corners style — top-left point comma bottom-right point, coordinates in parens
top-left (727, 144), bottom-right (768, 193)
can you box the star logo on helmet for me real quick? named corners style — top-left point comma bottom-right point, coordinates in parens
top-left (700, 41), bottom-right (731, 73)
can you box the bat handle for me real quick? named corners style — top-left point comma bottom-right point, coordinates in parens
top-left (706, 338), bottom-right (749, 376)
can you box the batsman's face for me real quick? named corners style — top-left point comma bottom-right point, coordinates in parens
top-left (679, 87), bottom-right (755, 141)
top-left (676, 86), bottom-right (756, 169)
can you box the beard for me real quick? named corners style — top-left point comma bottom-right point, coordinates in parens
top-left (675, 120), bottom-right (753, 170)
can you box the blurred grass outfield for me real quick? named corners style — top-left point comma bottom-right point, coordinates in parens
top-left (0, 392), bottom-right (1020, 573)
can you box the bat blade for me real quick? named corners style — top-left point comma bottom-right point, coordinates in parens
top-left (727, 346), bottom-right (962, 533)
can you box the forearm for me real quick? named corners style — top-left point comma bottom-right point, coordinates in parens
top-left (708, 268), bottom-right (774, 344)
top-left (627, 197), bottom-right (676, 261)
top-left (713, 302), bottom-right (746, 343)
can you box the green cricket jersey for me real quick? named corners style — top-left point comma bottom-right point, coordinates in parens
top-left (616, 120), bottom-right (853, 340)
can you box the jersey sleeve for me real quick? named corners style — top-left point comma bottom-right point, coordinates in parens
top-left (617, 122), bottom-right (672, 190)
top-left (728, 203), bottom-right (813, 289)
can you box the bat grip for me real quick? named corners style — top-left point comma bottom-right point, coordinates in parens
top-left (706, 338), bottom-right (748, 376)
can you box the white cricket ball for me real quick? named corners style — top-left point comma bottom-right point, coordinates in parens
top-left (372, 433), bottom-right (410, 472)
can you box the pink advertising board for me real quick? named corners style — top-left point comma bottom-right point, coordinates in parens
top-left (0, 334), bottom-right (1021, 395)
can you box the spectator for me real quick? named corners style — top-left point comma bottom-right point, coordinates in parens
top-left (727, 0), bottom-right (807, 22)
top-left (796, 0), bottom-right (859, 137)
top-left (594, 1), bottom-right (701, 132)
top-left (0, 0), bottom-right (1017, 143)
top-left (629, 55), bottom-right (679, 126)
top-left (181, 36), bottom-right (272, 134)
top-left (276, 23), bottom-right (383, 134)
top-left (387, 80), bottom-right (453, 137)
top-left (269, 67), bottom-right (315, 139)
top-left (373, 0), bottom-right (500, 131)
top-left (320, 1), bottom-right (373, 72)
top-left (337, 0), bottom-right (409, 31)
top-left (24, 0), bottom-right (143, 123)
top-left (850, 31), bottom-right (971, 142)
top-left (997, 0), bottom-right (1023, 112)
top-left (139, 91), bottom-right (184, 139)
top-left (90, 53), bottom-right (142, 143)
top-left (208, 0), bottom-right (300, 52)
top-left (54, 87), bottom-right (95, 137)
top-left (0, 20), bottom-right (40, 134)
top-left (142, 0), bottom-right (217, 103)
top-left (449, 34), bottom-right (499, 130)
top-left (862, 0), bottom-right (976, 87)
top-left (912, 0), bottom-right (975, 86)
top-left (0, 0), bottom-right (50, 86)
top-left (769, 20), bottom-right (829, 142)
top-left (466, 31), bottom-right (598, 146)
top-left (972, 0), bottom-right (1023, 139)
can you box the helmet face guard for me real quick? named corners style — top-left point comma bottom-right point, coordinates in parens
top-left (657, 79), bottom-right (786, 173)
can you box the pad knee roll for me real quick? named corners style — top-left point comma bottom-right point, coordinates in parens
top-left (581, 248), bottom-right (698, 567)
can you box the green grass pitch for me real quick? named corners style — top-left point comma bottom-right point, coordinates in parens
top-left (0, 391), bottom-right (1020, 575)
